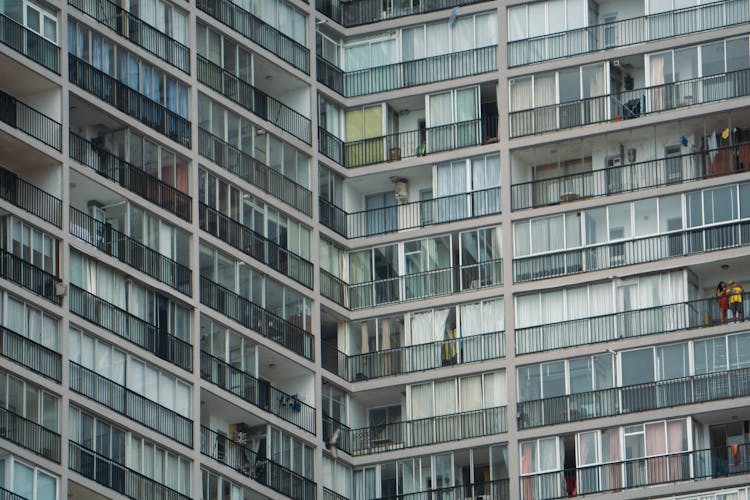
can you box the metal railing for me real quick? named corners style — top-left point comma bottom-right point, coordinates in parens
top-left (0, 88), bottom-right (61, 150)
top-left (1, 326), bottom-right (61, 382)
top-left (70, 207), bottom-right (192, 295)
top-left (0, 406), bottom-right (60, 463)
top-left (322, 330), bottom-right (505, 382)
top-left (319, 114), bottom-right (498, 168)
top-left (317, 45), bottom-right (497, 97)
top-left (0, 486), bottom-right (27, 500)
top-left (199, 276), bottom-right (314, 360)
top-left (510, 66), bottom-right (750, 138)
top-left (319, 187), bottom-right (501, 239)
top-left (511, 142), bottom-right (750, 211)
top-left (514, 219), bottom-right (750, 283)
top-left (69, 132), bottom-right (191, 221)
top-left (315, 0), bottom-right (489, 27)
top-left (0, 165), bottom-right (62, 227)
top-left (68, 55), bottom-right (191, 147)
top-left (69, 285), bottom-right (193, 371)
top-left (198, 128), bottom-right (312, 215)
top-left (378, 479), bottom-right (510, 500)
top-left (201, 426), bottom-right (316, 500)
top-left (201, 351), bottom-right (316, 433)
top-left (0, 12), bottom-right (59, 73)
top-left (0, 249), bottom-right (61, 305)
top-left (68, 0), bottom-right (189, 72)
top-left (196, 0), bottom-right (309, 74)
top-left (323, 488), bottom-right (347, 500)
top-left (198, 55), bottom-right (311, 144)
top-left (69, 441), bottom-right (190, 500)
top-left (199, 203), bottom-right (313, 289)
top-left (70, 362), bottom-right (193, 446)
top-left (509, 0), bottom-right (749, 67)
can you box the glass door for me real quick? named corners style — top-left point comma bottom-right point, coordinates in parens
top-left (365, 192), bottom-right (398, 236)
top-left (623, 426), bottom-right (647, 488)
top-left (435, 160), bottom-right (467, 222)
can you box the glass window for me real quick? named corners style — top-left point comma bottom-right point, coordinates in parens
top-left (621, 348), bottom-right (655, 385)
top-left (656, 343), bottom-right (689, 380)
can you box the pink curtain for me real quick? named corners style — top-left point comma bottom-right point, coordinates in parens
top-left (603, 430), bottom-right (622, 491)
top-left (646, 423), bottom-right (667, 485)
top-left (667, 420), bottom-right (688, 481)
top-left (521, 442), bottom-right (535, 500)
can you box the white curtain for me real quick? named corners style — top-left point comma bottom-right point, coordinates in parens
top-left (410, 383), bottom-right (433, 418)
top-left (436, 160), bottom-right (466, 197)
top-left (510, 77), bottom-right (533, 111)
top-left (460, 302), bottom-right (483, 335)
top-left (456, 88), bottom-right (478, 122)
top-left (433, 308), bottom-right (450, 342)
top-left (566, 287), bottom-right (590, 320)
top-left (484, 371), bottom-right (506, 407)
top-left (426, 24), bottom-right (449, 57)
top-left (541, 290), bottom-right (565, 324)
top-left (402, 27), bottom-right (425, 61)
top-left (410, 312), bottom-right (433, 345)
top-left (534, 74), bottom-right (556, 106)
top-left (475, 12), bottom-right (498, 46)
top-left (589, 283), bottom-right (614, 316)
top-left (460, 375), bottom-right (483, 411)
top-left (485, 298), bottom-right (505, 332)
top-left (434, 380), bottom-right (456, 415)
top-left (452, 18), bottom-right (474, 52)
top-left (638, 275), bottom-right (661, 308)
top-left (508, 6), bottom-right (527, 41)
top-left (516, 295), bottom-right (539, 328)
top-left (429, 92), bottom-right (453, 127)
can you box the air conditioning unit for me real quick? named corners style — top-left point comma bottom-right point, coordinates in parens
top-left (54, 283), bottom-right (67, 297)
top-left (393, 179), bottom-right (408, 203)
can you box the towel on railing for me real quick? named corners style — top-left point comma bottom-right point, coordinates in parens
top-left (732, 443), bottom-right (741, 466)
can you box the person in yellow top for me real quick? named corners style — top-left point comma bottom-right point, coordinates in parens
top-left (728, 281), bottom-right (744, 322)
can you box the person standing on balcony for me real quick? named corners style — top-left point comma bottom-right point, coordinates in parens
top-left (729, 281), bottom-right (744, 322)
top-left (717, 281), bottom-right (729, 325)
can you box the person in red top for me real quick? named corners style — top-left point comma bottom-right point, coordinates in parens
top-left (717, 281), bottom-right (730, 325)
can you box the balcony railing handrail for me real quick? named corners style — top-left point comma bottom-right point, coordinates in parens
top-left (0, 405), bottom-right (61, 463)
top-left (323, 487), bottom-right (348, 500)
top-left (0, 88), bottom-right (62, 150)
top-left (315, 0), bottom-right (489, 27)
top-left (0, 249), bottom-right (62, 305)
top-left (0, 11), bottom-right (60, 73)
top-left (378, 478), bottom-right (510, 500)
top-left (0, 325), bottom-right (61, 382)
top-left (0, 485), bottom-right (28, 500)
top-left (0, 164), bottom-right (62, 227)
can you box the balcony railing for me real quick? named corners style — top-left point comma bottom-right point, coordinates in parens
top-left (199, 203), bottom-right (313, 289)
top-left (509, 0), bottom-right (749, 67)
top-left (0, 12), bottom-right (59, 73)
top-left (317, 46), bottom-right (497, 97)
top-left (70, 362), bottom-right (193, 447)
top-left (1, 326), bottom-right (61, 382)
top-left (68, 55), bottom-right (191, 147)
top-left (201, 426), bottom-right (316, 500)
top-left (201, 351), bottom-right (316, 433)
top-left (0, 165), bottom-right (62, 227)
top-left (322, 330), bottom-right (505, 382)
top-left (320, 187), bottom-right (501, 239)
top-left (512, 142), bottom-right (750, 211)
top-left (379, 479), bottom-right (510, 500)
top-left (319, 114), bottom-right (498, 168)
top-left (68, 0), bottom-right (189, 72)
top-left (0, 486), bottom-right (27, 500)
top-left (0, 88), bottom-right (61, 150)
top-left (199, 276), bottom-right (314, 360)
top-left (0, 250), bottom-right (61, 305)
top-left (514, 219), bottom-right (750, 283)
top-left (69, 132), bottom-right (191, 221)
top-left (198, 55), bottom-right (311, 144)
top-left (323, 488), bottom-right (347, 500)
top-left (315, 0), bottom-right (489, 27)
top-left (517, 293), bottom-right (750, 355)
top-left (510, 67), bottom-right (750, 138)
top-left (69, 441), bottom-right (190, 500)
top-left (0, 406), bottom-right (60, 463)
top-left (196, 0), bottom-right (309, 74)
top-left (520, 442), bottom-right (750, 500)
top-left (69, 285), bottom-right (193, 371)
top-left (198, 128), bottom-right (312, 215)
top-left (70, 207), bottom-right (192, 295)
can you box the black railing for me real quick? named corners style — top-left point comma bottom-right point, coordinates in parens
top-left (70, 207), bottom-right (192, 295)
top-left (510, 66), bottom-right (750, 138)
top-left (0, 249), bottom-right (61, 304)
top-left (199, 276), bottom-right (314, 360)
top-left (199, 203), bottom-right (313, 289)
top-left (509, 0), bottom-right (749, 67)
top-left (0, 486), bottom-right (27, 500)
top-left (198, 128), bottom-right (312, 215)
top-left (196, 0), bottom-right (309, 74)
top-left (69, 132), bottom-right (191, 221)
top-left (319, 114), bottom-right (498, 168)
top-left (68, 0), bottom-right (189, 72)
top-left (378, 479), bottom-right (510, 500)
top-left (198, 55), bottom-right (311, 144)
top-left (0, 165), bottom-right (62, 226)
top-left (69, 441), bottom-right (191, 500)
top-left (0, 12), bottom-right (59, 73)
top-left (512, 142), bottom-right (750, 211)
top-left (201, 426), bottom-right (316, 500)
top-left (323, 488), bottom-right (347, 500)
top-left (323, 415), bottom-right (351, 455)
top-left (317, 45), bottom-right (497, 97)
top-left (68, 55), bottom-right (191, 147)
top-left (70, 362), bottom-right (193, 446)
top-left (1, 326), bottom-right (61, 382)
top-left (514, 219), bottom-right (750, 283)
top-left (201, 351), bottom-right (316, 433)
top-left (0, 406), bottom-right (60, 463)
top-left (0, 88), bottom-right (61, 150)
top-left (69, 285), bottom-right (193, 371)
top-left (315, 0), bottom-right (489, 27)
top-left (319, 187), bottom-right (501, 239)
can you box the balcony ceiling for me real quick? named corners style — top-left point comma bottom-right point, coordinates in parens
top-left (69, 96), bottom-right (124, 132)
top-left (69, 170), bottom-right (122, 208)
top-left (0, 131), bottom-right (59, 168)
top-left (0, 53), bottom-right (58, 96)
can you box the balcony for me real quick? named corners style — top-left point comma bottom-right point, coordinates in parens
top-left (69, 285), bottom-right (193, 371)
top-left (0, 486), bottom-right (26, 500)
top-left (508, 0), bottom-right (749, 67)
top-left (378, 480), bottom-right (509, 500)
top-left (321, 330), bottom-right (505, 382)
top-left (198, 128), bottom-right (312, 215)
top-left (0, 12), bottom-right (59, 73)
top-left (70, 361), bottom-right (193, 447)
top-left (0, 88), bottom-right (61, 151)
top-left (199, 203), bottom-right (313, 289)
top-left (0, 326), bottom-right (61, 382)
top-left (69, 441), bottom-right (190, 500)
top-left (199, 276), bottom-right (314, 360)
top-left (69, 132), bottom-right (191, 221)
top-left (201, 426), bottom-right (316, 500)
top-left (68, 0), bottom-right (189, 73)
top-left (323, 488), bottom-right (346, 500)
top-left (319, 115), bottom-right (499, 169)
top-left (70, 207), bottom-right (192, 295)
top-left (315, 0), bottom-right (489, 27)
top-left (68, 55), bottom-right (191, 147)
top-left (196, 0), bottom-right (309, 74)
top-left (317, 46), bottom-right (497, 98)
top-left (0, 250), bottom-right (62, 305)
top-left (0, 165), bottom-right (62, 227)
top-left (0, 406), bottom-right (60, 463)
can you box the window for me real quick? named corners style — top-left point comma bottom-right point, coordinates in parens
top-left (3, 295), bottom-right (59, 351)
top-left (0, 453), bottom-right (57, 500)
top-left (460, 227), bottom-right (502, 289)
top-left (128, 435), bottom-right (191, 495)
top-left (25, 0), bottom-right (57, 43)
top-left (0, 371), bottom-right (58, 431)
top-left (518, 354), bottom-right (615, 402)
top-left (508, 0), bottom-right (585, 41)
top-left (6, 217), bottom-right (56, 274)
